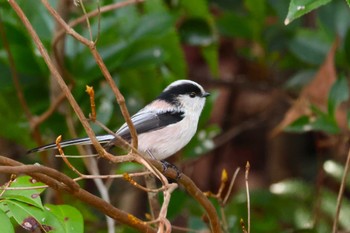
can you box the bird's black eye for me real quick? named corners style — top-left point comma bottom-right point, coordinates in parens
top-left (189, 92), bottom-right (196, 98)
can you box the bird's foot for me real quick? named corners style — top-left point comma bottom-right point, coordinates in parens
top-left (161, 160), bottom-right (182, 180)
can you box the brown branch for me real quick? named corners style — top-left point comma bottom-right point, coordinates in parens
top-left (8, 0), bottom-right (111, 159)
top-left (0, 155), bottom-right (156, 233)
top-left (245, 162), bottom-right (251, 233)
top-left (149, 160), bottom-right (222, 233)
top-left (53, 0), bottom-right (144, 50)
top-left (41, 0), bottom-right (139, 151)
top-left (0, 165), bottom-right (80, 192)
top-left (32, 90), bottom-right (68, 128)
top-left (332, 146), bottom-right (350, 233)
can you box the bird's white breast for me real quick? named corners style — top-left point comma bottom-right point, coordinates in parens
top-left (137, 111), bottom-right (199, 160)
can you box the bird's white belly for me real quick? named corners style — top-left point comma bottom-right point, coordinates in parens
top-left (137, 117), bottom-right (198, 160)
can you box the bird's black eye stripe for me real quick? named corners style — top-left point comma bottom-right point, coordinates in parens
top-left (157, 82), bottom-right (203, 104)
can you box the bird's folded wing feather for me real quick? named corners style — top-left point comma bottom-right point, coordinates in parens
top-left (27, 110), bottom-right (184, 153)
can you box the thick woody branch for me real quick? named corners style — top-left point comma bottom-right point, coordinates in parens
top-left (0, 155), bottom-right (156, 233)
top-left (149, 160), bottom-right (222, 233)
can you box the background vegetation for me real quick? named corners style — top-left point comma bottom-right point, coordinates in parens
top-left (1, 0), bottom-right (350, 232)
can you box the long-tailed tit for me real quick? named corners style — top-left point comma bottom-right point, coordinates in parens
top-left (28, 80), bottom-right (210, 160)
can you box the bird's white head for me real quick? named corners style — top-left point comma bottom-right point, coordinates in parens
top-left (157, 80), bottom-right (210, 115)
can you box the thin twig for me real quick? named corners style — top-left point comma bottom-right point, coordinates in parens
top-left (332, 147), bottom-right (350, 233)
top-left (245, 162), bottom-right (250, 233)
top-left (223, 167), bottom-right (240, 205)
top-left (86, 85), bottom-right (96, 121)
top-left (0, 171), bottom-right (151, 191)
top-left (55, 135), bottom-right (84, 176)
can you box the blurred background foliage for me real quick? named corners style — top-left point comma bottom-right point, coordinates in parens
top-left (1, 0), bottom-right (350, 232)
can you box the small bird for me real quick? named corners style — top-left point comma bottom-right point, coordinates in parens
top-left (28, 80), bottom-right (210, 160)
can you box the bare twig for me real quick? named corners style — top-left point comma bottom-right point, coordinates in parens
top-left (55, 135), bottom-right (84, 177)
top-left (245, 162), bottom-right (250, 233)
top-left (86, 85), bottom-right (96, 121)
top-left (223, 167), bottom-right (240, 205)
top-left (332, 147), bottom-right (350, 233)
top-left (240, 218), bottom-right (247, 233)
top-left (0, 174), bottom-right (16, 197)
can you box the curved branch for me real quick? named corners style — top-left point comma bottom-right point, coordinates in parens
top-left (0, 155), bottom-right (156, 233)
top-left (149, 160), bottom-right (222, 233)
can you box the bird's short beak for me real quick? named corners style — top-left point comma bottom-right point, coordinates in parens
top-left (202, 92), bottom-right (210, 98)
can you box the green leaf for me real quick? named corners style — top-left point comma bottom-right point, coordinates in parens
top-left (129, 12), bottom-right (174, 41)
top-left (1, 176), bottom-right (45, 209)
top-left (120, 47), bottom-right (165, 69)
top-left (328, 75), bottom-right (349, 118)
top-left (45, 204), bottom-right (84, 233)
top-left (309, 105), bottom-right (340, 133)
top-left (4, 200), bottom-right (64, 232)
top-left (179, 18), bottom-right (215, 46)
top-left (285, 0), bottom-right (332, 25)
top-left (284, 70), bottom-right (316, 90)
top-left (244, 0), bottom-right (266, 20)
top-left (321, 189), bottom-right (350, 229)
top-left (216, 13), bottom-right (253, 39)
top-left (288, 29), bottom-right (330, 65)
top-left (180, 0), bottom-right (210, 18)
top-left (0, 210), bottom-right (14, 233)
top-left (201, 44), bottom-right (219, 77)
top-left (270, 180), bottom-right (313, 200)
top-left (285, 116), bottom-right (312, 132)
top-left (323, 160), bottom-right (350, 189)
top-left (310, 115), bottom-right (339, 133)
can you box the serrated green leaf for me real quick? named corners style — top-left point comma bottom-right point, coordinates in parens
top-left (45, 204), bottom-right (84, 233)
top-left (328, 75), bottom-right (349, 118)
top-left (285, 0), bottom-right (332, 25)
top-left (1, 176), bottom-right (45, 209)
top-left (4, 200), bottom-right (64, 232)
top-left (0, 209), bottom-right (14, 233)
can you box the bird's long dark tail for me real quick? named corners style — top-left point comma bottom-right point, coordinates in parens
top-left (27, 135), bottom-right (115, 154)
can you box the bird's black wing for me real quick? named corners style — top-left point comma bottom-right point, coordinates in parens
top-left (116, 110), bottom-right (185, 141)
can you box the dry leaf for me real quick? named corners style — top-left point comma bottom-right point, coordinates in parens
top-left (270, 38), bottom-right (339, 137)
